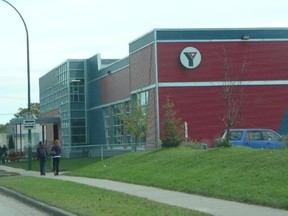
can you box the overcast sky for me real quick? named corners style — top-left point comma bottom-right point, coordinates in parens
top-left (0, 0), bottom-right (287, 124)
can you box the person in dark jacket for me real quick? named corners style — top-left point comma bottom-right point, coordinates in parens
top-left (51, 139), bottom-right (62, 175)
top-left (36, 141), bottom-right (48, 175)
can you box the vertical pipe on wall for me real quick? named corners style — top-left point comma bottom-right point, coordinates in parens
top-left (20, 124), bottom-right (22, 152)
top-left (15, 124), bottom-right (18, 151)
top-left (42, 125), bottom-right (45, 143)
top-left (153, 30), bottom-right (160, 149)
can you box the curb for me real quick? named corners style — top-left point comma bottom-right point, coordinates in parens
top-left (0, 186), bottom-right (76, 216)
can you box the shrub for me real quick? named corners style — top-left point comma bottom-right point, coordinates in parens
top-left (280, 134), bottom-right (288, 147)
top-left (162, 136), bottom-right (183, 148)
top-left (215, 138), bottom-right (232, 148)
top-left (162, 96), bottom-right (184, 148)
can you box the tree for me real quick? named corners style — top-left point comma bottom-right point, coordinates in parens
top-left (14, 102), bottom-right (40, 118)
top-left (8, 135), bottom-right (14, 150)
top-left (0, 124), bottom-right (8, 133)
top-left (221, 54), bottom-right (248, 146)
top-left (162, 96), bottom-right (184, 147)
top-left (121, 99), bottom-right (150, 151)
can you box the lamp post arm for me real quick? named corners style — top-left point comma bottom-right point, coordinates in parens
top-left (1, 0), bottom-right (31, 113)
top-left (1, 0), bottom-right (32, 170)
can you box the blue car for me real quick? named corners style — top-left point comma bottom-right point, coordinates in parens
top-left (221, 128), bottom-right (286, 149)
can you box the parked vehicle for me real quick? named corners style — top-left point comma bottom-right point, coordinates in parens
top-left (219, 128), bottom-right (286, 149)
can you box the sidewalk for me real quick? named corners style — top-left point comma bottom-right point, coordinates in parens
top-left (1, 165), bottom-right (288, 216)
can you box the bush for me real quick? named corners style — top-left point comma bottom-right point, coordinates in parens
top-left (161, 96), bottom-right (184, 148)
top-left (215, 138), bottom-right (232, 148)
top-left (162, 136), bottom-right (182, 147)
top-left (280, 134), bottom-right (288, 147)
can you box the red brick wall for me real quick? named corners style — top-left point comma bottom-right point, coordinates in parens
top-left (159, 86), bottom-right (288, 146)
top-left (157, 42), bottom-right (288, 82)
top-left (157, 41), bottom-right (288, 146)
top-left (130, 44), bottom-right (156, 91)
top-left (100, 67), bottom-right (130, 104)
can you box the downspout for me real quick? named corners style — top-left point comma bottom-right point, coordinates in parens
top-left (154, 30), bottom-right (160, 149)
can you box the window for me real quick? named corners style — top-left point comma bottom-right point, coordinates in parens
top-left (71, 135), bottom-right (86, 143)
top-left (132, 91), bottom-right (149, 106)
top-left (69, 62), bottom-right (84, 70)
top-left (111, 104), bottom-right (124, 144)
top-left (247, 131), bottom-right (264, 141)
top-left (71, 127), bottom-right (86, 135)
top-left (71, 119), bottom-right (85, 127)
top-left (70, 79), bottom-right (84, 102)
top-left (104, 107), bottom-right (111, 144)
top-left (262, 130), bottom-right (281, 141)
top-left (104, 102), bottom-right (132, 145)
top-left (229, 131), bottom-right (242, 140)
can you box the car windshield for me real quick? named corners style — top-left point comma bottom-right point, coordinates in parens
top-left (262, 130), bottom-right (281, 141)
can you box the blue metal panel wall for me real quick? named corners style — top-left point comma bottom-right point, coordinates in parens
top-left (88, 109), bottom-right (106, 145)
top-left (87, 79), bottom-right (101, 109)
top-left (129, 30), bottom-right (155, 53)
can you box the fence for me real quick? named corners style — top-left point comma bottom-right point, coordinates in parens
top-left (61, 143), bottom-right (156, 160)
top-left (4, 142), bottom-right (157, 163)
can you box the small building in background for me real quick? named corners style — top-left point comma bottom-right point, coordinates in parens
top-left (7, 118), bottom-right (52, 155)
top-left (0, 133), bottom-right (7, 147)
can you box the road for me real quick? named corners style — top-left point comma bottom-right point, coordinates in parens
top-left (0, 192), bottom-right (50, 216)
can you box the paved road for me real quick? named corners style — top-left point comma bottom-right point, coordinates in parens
top-left (1, 165), bottom-right (288, 216)
top-left (0, 192), bottom-right (50, 216)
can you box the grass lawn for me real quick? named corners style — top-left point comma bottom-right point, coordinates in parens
top-left (0, 176), bottom-right (207, 216)
top-left (5, 157), bottom-right (98, 172)
top-left (68, 147), bottom-right (288, 210)
top-left (2, 146), bottom-right (288, 211)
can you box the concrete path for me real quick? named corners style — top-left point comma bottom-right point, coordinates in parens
top-left (1, 165), bottom-right (288, 216)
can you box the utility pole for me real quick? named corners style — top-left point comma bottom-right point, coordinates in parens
top-left (1, 0), bottom-right (32, 169)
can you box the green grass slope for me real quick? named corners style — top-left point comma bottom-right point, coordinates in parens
top-left (69, 147), bottom-right (288, 209)
top-left (0, 176), bottom-right (207, 216)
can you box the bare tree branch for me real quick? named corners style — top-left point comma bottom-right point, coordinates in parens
top-left (220, 52), bottom-right (248, 141)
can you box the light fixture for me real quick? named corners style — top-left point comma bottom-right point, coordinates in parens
top-left (241, 34), bottom-right (250, 40)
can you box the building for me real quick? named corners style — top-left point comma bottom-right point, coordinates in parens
top-left (0, 133), bottom-right (7, 147)
top-left (39, 28), bottom-right (288, 155)
top-left (7, 116), bottom-right (60, 159)
top-left (8, 118), bottom-right (43, 153)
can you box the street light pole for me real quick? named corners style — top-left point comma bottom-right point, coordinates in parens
top-left (1, 0), bottom-right (32, 170)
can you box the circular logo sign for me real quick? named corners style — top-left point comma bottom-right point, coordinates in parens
top-left (180, 47), bottom-right (201, 69)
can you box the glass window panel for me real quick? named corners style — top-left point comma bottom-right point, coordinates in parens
top-left (79, 95), bottom-right (85, 101)
top-left (71, 127), bottom-right (86, 135)
top-left (71, 135), bottom-right (86, 143)
top-left (71, 119), bottom-right (85, 127)
top-left (71, 111), bottom-right (85, 118)
top-left (69, 62), bottom-right (84, 70)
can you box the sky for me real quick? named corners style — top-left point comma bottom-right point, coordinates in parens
top-left (0, 0), bottom-right (287, 124)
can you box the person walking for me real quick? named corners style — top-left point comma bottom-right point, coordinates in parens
top-left (50, 139), bottom-right (61, 175)
top-left (36, 141), bottom-right (48, 175)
